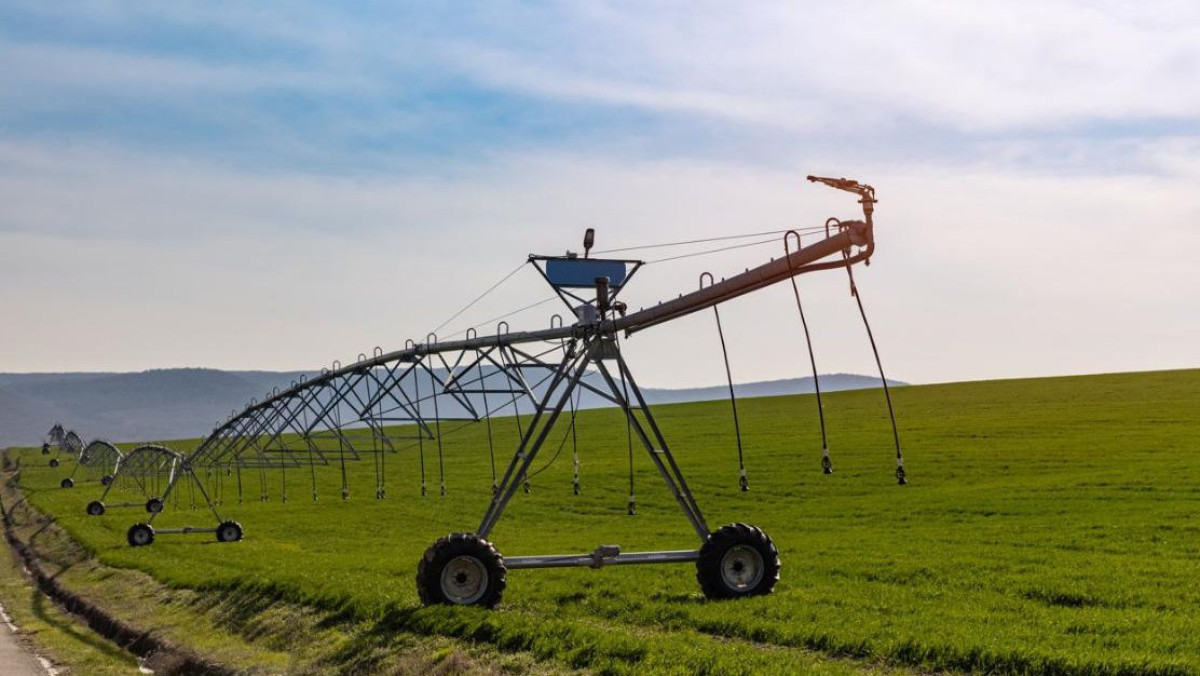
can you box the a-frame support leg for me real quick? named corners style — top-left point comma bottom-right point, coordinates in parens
top-left (475, 335), bottom-right (713, 569)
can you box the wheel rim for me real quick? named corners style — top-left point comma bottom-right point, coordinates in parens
top-left (720, 544), bottom-right (764, 592)
top-left (440, 555), bottom-right (488, 605)
top-left (220, 525), bottom-right (238, 541)
top-left (132, 528), bottom-right (149, 545)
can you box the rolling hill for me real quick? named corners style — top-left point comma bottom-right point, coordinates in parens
top-left (0, 368), bottom-right (902, 447)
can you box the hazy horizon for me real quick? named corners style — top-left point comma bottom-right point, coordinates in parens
top-left (2, 364), bottom-right (1196, 390)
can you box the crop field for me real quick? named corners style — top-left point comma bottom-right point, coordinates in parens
top-left (11, 369), bottom-right (1200, 676)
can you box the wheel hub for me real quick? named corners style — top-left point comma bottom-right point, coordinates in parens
top-left (441, 555), bottom-right (488, 605)
top-left (720, 545), bottom-right (764, 591)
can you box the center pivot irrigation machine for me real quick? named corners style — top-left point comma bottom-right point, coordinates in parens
top-left (59, 439), bottom-right (122, 489)
top-left (42, 424), bottom-right (83, 468)
top-left (80, 175), bottom-right (905, 607)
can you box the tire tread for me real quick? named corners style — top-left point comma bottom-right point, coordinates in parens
top-left (696, 522), bottom-right (780, 600)
top-left (416, 533), bottom-right (506, 608)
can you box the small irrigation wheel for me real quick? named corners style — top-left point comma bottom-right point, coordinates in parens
top-left (127, 523), bottom-right (155, 547)
top-left (416, 533), bottom-right (506, 608)
top-left (216, 521), bottom-right (243, 543)
top-left (696, 523), bottom-right (780, 599)
top-left (85, 501), bottom-right (105, 516)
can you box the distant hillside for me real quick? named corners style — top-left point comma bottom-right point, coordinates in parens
top-left (643, 374), bottom-right (903, 404)
top-left (0, 368), bottom-right (904, 447)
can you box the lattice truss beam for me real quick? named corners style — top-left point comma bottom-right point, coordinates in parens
top-left (186, 337), bottom-right (610, 474)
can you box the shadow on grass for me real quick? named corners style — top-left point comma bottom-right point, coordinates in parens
top-left (27, 572), bottom-right (137, 666)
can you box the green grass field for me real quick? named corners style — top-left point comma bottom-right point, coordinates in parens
top-left (12, 369), bottom-right (1200, 676)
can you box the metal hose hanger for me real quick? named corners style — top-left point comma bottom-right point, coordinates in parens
top-left (235, 458), bottom-right (244, 504)
top-left (615, 334), bottom-right (636, 515)
top-left (380, 423), bottom-right (389, 499)
top-left (334, 390), bottom-right (349, 500)
top-left (252, 408), bottom-right (268, 501)
top-left (785, 230), bottom-right (833, 474)
top-left (413, 350), bottom-right (428, 497)
top-left (493, 329), bottom-right (531, 495)
top-left (280, 431), bottom-right (288, 503)
top-left (844, 261), bottom-right (906, 485)
top-left (364, 350), bottom-right (382, 499)
top-left (373, 384), bottom-right (387, 500)
top-left (258, 443), bottom-right (269, 502)
top-left (569, 385), bottom-right (581, 495)
top-left (701, 272), bottom-right (748, 491)
top-left (302, 381), bottom-right (319, 501)
top-left (551, 315), bottom-right (583, 495)
top-left (466, 327), bottom-right (499, 495)
top-left (529, 317), bottom-right (584, 494)
top-left (374, 346), bottom-right (388, 499)
top-left (525, 377), bottom-right (582, 483)
top-left (428, 333), bottom-right (447, 497)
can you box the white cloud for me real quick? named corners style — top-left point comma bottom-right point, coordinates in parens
top-left (6, 0), bottom-right (1198, 144)
top-left (440, 0), bottom-right (1200, 132)
top-left (2, 139), bottom-right (1197, 386)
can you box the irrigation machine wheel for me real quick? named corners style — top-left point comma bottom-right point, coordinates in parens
top-left (416, 533), bottom-right (506, 608)
top-left (696, 523), bottom-right (780, 600)
top-left (60, 478), bottom-right (74, 489)
top-left (127, 523), bottom-right (155, 547)
top-left (145, 497), bottom-right (164, 514)
top-left (85, 501), bottom-right (105, 516)
top-left (41, 444), bottom-right (50, 455)
top-left (215, 521), bottom-right (243, 543)
top-left (48, 458), bottom-right (59, 468)
top-left (100, 475), bottom-right (114, 486)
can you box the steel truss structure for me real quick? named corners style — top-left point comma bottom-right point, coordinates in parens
top-left (60, 440), bottom-right (123, 489)
top-left (43, 425), bottom-right (82, 468)
top-left (42, 423), bottom-right (65, 453)
top-left (89, 175), bottom-right (895, 608)
top-left (84, 443), bottom-right (242, 545)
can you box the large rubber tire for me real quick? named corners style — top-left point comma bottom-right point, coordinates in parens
top-left (60, 478), bottom-right (74, 489)
top-left (100, 475), bottom-right (114, 486)
top-left (145, 497), bottom-right (164, 514)
top-left (49, 459), bottom-right (59, 468)
top-left (696, 523), bottom-right (780, 600)
top-left (127, 523), bottom-right (155, 547)
top-left (215, 521), bottom-right (243, 543)
top-left (86, 501), bottom-right (105, 516)
top-left (416, 533), bottom-right (506, 608)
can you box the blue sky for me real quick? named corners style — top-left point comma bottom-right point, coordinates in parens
top-left (2, 1), bottom-right (1198, 387)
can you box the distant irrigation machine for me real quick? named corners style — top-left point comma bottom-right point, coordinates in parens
top-left (42, 424), bottom-right (83, 468)
top-left (59, 439), bottom-right (122, 489)
top-left (76, 176), bottom-right (905, 607)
